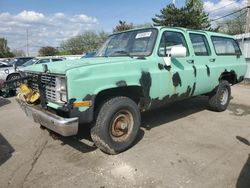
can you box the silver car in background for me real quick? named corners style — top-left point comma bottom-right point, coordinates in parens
top-left (0, 57), bottom-right (65, 81)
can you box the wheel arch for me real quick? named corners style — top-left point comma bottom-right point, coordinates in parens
top-left (219, 70), bottom-right (238, 85)
top-left (94, 85), bottom-right (144, 112)
top-left (6, 72), bottom-right (21, 81)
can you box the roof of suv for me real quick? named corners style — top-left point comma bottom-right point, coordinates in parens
top-left (113, 26), bottom-right (234, 39)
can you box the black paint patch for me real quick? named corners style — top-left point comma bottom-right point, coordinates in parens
top-left (158, 63), bottom-right (164, 70)
top-left (116, 80), bottom-right (127, 87)
top-left (193, 65), bottom-right (197, 77)
top-left (158, 63), bottom-right (171, 71)
top-left (206, 65), bottom-right (211, 77)
top-left (139, 71), bottom-right (152, 99)
top-left (164, 65), bottom-right (171, 71)
top-left (172, 72), bottom-right (182, 87)
top-left (150, 85), bottom-right (193, 108)
top-left (83, 94), bottom-right (95, 101)
top-left (190, 82), bottom-right (196, 96)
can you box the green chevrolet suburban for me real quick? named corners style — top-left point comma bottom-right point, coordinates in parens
top-left (16, 27), bottom-right (247, 154)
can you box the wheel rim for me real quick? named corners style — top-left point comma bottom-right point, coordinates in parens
top-left (220, 87), bottom-right (229, 105)
top-left (110, 109), bottom-right (134, 142)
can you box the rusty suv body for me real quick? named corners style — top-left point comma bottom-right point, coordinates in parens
top-left (16, 27), bottom-right (247, 154)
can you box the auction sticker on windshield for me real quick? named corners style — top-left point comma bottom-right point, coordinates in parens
top-left (135, 32), bottom-right (152, 39)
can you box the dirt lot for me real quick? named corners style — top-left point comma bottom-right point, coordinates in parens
top-left (0, 85), bottom-right (249, 188)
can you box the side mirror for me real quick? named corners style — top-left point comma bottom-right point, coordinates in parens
top-left (170, 46), bottom-right (187, 58)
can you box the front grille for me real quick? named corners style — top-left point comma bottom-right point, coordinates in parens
top-left (29, 74), bottom-right (58, 103)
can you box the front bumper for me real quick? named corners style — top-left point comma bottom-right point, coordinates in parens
top-left (16, 98), bottom-right (79, 136)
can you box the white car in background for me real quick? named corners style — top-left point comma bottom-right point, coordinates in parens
top-left (0, 57), bottom-right (65, 82)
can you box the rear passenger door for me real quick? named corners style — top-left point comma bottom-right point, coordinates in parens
top-left (210, 36), bottom-right (244, 81)
top-left (188, 32), bottom-right (215, 94)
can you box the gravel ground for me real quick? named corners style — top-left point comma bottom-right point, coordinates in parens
top-left (0, 84), bottom-right (249, 188)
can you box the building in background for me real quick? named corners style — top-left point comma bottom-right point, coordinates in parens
top-left (235, 33), bottom-right (250, 80)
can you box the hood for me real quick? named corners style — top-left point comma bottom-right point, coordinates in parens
top-left (23, 57), bottom-right (138, 75)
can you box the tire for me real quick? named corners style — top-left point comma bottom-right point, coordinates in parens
top-left (7, 73), bottom-right (21, 81)
top-left (91, 96), bottom-right (141, 155)
top-left (208, 80), bottom-right (231, 112)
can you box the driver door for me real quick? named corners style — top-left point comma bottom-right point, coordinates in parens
top-left (157, 30), bottom-right (196, 101)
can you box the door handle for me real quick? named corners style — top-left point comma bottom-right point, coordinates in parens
top-left (187, 59), bottom-right (194, 64)
top-left (210, 58), bottom-right (216, 62)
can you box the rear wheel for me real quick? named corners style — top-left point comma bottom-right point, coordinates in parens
top-left (91, 96), bottom-right (141, 154)
top-left (208, 80), bottom-right (231, 112)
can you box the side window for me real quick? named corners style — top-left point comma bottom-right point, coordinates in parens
top-left (189, 33), bottom-right (210, 56)
top-left (16, 59), bottom-right (24, 66)
top-left (37, 59), bottom-right (50, 64)
top-left (211, 36), bottom-right (242, 55)
top-left (52, 59), bottom-right (62, 62)
top-left (158, 31), bottom-right (188, 57)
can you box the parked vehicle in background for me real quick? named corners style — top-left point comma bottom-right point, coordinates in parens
top-left (81, 51), bottom-right (97, 59)
top-left (1, 57), bottom-right (33, 68)
top-left (0, 57), bottom-right (65, 82)
top-left (0, 61), bottom-right (12, 68)
top-left (15, 27), bottom-right (247, 154)
top-left (22, 57), bottom-right (65, 67)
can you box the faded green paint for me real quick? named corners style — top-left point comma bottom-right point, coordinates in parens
top-left (23, 27), bottom-right (247, 114)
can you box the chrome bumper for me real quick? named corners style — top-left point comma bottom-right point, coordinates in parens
top-left (16, 98), bottom-right (79, 136)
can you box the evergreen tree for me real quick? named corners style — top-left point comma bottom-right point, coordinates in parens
top-left (152, 0), bottom-right (213, 30)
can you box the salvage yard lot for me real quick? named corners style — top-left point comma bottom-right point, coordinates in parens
top-left (0, 85), bottom-right (250, 188)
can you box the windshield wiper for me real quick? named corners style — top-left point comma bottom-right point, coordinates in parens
top-left (110, 50), bottom-right (134, 58)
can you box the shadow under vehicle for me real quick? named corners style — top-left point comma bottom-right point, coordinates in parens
top-left (0, 133), bottom-right (15, 166)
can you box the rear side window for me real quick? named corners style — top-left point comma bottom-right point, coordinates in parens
top-left (37, 59), bottom-right (50, 64)
top-left (211, 36), bottom-right (242, 55)
top-left (52, 59), bottom-right (63, 62)
top-left (189, 33), bottom-right (210, 56)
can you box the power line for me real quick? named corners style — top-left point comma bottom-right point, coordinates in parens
top-left (211, 6), bottom-right (250, 22)
top-left (209, 0), bottom-right (241, 14)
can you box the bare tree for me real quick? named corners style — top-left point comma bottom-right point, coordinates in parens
top-left (113, 21), bottom-right (134, 33)
top-left (12, 49), bottom-right (25, 57)
top-left (217, 10), bottom-right (247, 35)
top-left (39, 46), bottom-right (58, 56)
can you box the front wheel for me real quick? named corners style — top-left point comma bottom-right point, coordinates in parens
top-left (91, 96), bottom-right (141, 155)
top-left (208, 80), bottom-right (231, 112)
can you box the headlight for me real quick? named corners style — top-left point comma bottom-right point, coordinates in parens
top-left (57, 77), bottom-right (67, 102)
top-left (59, 78), bottom-right (66, 92)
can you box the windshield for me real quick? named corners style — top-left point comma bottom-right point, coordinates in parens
top-left (22, 58), bottom-right (38, 67)
top-left (96, 28), bottom-right (157, 57)
top-left (8, 59), bottom-right (18, 65)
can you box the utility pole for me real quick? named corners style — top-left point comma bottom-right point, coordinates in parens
top-left (246, 0), bottom-right (250, 33)
top-left (26, 28), bottom-right (29, 57)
